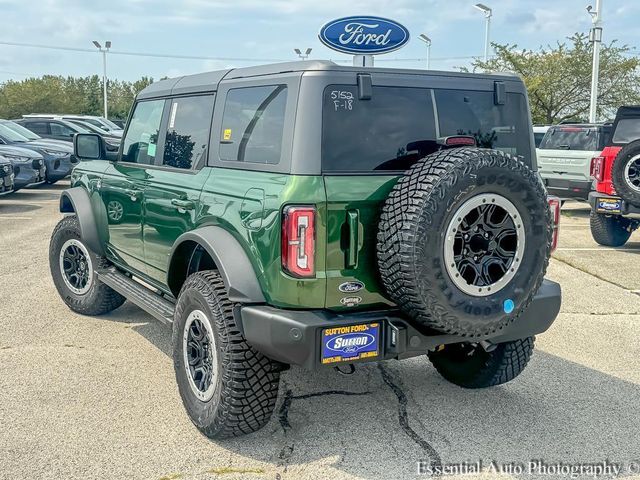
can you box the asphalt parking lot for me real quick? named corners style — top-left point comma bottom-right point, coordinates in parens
top-left (1, 183), bottom-right (640, 480)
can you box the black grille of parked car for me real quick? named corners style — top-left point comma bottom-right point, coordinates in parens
top-left (32, 159), bottom-right (43, 169)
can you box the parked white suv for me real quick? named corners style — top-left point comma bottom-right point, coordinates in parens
top-left (537, 124), bottom-right (612, 200)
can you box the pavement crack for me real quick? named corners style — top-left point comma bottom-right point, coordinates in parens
top-left (277, 388), bottom-right (371, 433)
top-left (377, 363), bottom-right (442, 471)
top-left (552, 256), bottom-right (632, 291)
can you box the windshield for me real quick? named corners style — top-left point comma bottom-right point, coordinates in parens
top-left (322, 85), bottom-right (531, 172)
top-left (0, 123), bottom-right (30, 142)
top-left (1, 121), bottom-right (40, 140)
top-left (539, 127), bottom-right (599, 151)
top-left (70, 120), bottom-right (107, 134)
top-left (100, 118), bottom-right (121, 130)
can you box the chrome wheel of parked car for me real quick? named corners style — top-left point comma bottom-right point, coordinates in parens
top-left (59, 238), bottom-right (93, 295)
top-left (444, 193), bottom-right (525, 297)
top-left (183, 309), bottom-right (218, 402)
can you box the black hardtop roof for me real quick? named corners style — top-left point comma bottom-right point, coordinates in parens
top-left (615, 106), bottom-right (640, 119)
top-left (137, 60), bottom-right (522, 100)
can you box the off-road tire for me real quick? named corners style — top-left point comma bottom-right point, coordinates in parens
top-left (589, 210), bottom-right (632, 247)
top-left (611, 140), bottom-right (640, 207)
top-left (49, 215), bottom-right (126, 315)
top-left (173, 270), bottom-right (281, 439)
top-left (428, 337), bottom-right (534, 388)
top-left (377, 148), bottom-right (552, 337)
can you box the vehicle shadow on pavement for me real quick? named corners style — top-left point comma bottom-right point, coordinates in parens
top-left (106, 306), bottom-right (640, 479)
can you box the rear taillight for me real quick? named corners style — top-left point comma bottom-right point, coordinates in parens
top-left (547, 196), bottom-right (561, 252)
top-left (282, 206), bottom-right (316, 278)
top-left (590, 156), bottom-right (605, 181)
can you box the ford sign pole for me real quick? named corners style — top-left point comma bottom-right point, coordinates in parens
top-left (319, 16), bottom-right (410, 68)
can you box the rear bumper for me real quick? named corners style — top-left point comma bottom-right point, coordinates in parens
top-left (588, 191), bottom-right (640, 218)
top-left (240, 279), bottom-right (562, 370)
top-left (544, 178), bottom-right (591, 200)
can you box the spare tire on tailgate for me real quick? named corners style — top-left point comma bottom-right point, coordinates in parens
top-left (377, 148), bottom-right (552, 337)
top-left (611, 139), bottom-right (640, 207)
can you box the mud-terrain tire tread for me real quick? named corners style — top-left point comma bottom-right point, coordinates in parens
top-left (428, 337), bottom-right (535, 388)
top-left (49, 215), bottom-right (125, 315)
top-left (589, 210), bottom-right (632, 247)
top-left (173, 270), bottom-right (280, 439)
top-left (377, 148), bottom-right (552, 337)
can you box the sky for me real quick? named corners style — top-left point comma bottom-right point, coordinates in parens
top-left (0, 0), bottom-right (638, 84)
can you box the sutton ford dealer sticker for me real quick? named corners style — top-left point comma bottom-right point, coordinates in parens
top-left (596, 197), bottom-right (622, 214)
top-left (321, 323), bottom-right (380, 364)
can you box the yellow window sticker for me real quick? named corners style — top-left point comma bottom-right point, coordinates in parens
top-left (223, 129), bottom-right (232, 141)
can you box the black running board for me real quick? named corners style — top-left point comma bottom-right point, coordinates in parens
top-left (97, 269), bottom-right (174, 325)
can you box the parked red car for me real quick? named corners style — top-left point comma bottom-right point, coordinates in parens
top-left (589, 106), bottom-right (640, 246)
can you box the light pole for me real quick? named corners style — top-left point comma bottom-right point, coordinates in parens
top-left (474, 3), bottom-right (492, 62)
top-left (93, 40), bottom-right (111, 118)
top-left (419, 34), bottom-right (432, 69)
top-left (587, 1), bottom-right (603, 123)
top-left (294, 48), bottom-right (312, 61)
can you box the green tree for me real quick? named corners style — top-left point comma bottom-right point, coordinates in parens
top-left (0, 75), bottom-right (154, 120)
top-left (469, 33), bottom-right (640, 124)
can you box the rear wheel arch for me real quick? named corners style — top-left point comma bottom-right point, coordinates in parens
top-left (167, 227), bottom-right (266, 304)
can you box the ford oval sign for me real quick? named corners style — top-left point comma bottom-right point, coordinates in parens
top-left (319, 16), bottom-right (410, 55)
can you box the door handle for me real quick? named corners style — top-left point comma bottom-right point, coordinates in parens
top-left (346, 210), bottom-right (359, 269)
top-left (125, 189), bottom-right (142, 201)
top-left (171, 198), bottom-right (195, 212)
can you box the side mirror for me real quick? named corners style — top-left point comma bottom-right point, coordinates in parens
top-left (74, 133), bottom-right (104, 160)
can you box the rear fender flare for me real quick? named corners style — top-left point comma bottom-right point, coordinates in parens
top-left (59, 187), bottom-right (107, 256)
top-left (168, 226), bottom-right (266, 304)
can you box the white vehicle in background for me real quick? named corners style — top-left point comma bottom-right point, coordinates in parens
top-left (537, 124), bottom-right (612, 201)
top-left (533, 125), bottom-right (551, 148)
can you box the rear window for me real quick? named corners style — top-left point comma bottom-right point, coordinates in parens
top-left (322, 86), bottom-right (531, 172)
top-left (612, 119), bottom-right (640, 144)
top-left (539, 127), bottom-right (601, 151)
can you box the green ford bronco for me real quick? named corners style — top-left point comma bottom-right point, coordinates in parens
top-left (50, 61), bottom-right (561, 438)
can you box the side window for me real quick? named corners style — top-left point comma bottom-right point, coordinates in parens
top-left (219, 85), bottom-right (287, 165)
top-left (27, 122), bottom-right (49, 135)
top-left (50, 122), bottom-right (74, 137)
top-left (162, 95), bottom-right (215, 170)
top-left (121, 100), bottom-right (165, 164)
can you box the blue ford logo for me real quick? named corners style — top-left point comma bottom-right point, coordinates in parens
top-left (326, 333), bottom-right (376, 354)
top-left (319, 16), bottom-right (410, 55)
top-left (338, 281), bottom-right (365, 293)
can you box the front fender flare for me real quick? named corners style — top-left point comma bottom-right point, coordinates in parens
top-left (59, 187), bottom-right (106, 256)
top-left (168, 226), bottom-right (266, 304)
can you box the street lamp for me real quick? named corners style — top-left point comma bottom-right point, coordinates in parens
top-left (587, 1), bottom-right (603, 123)
top-left (92, 40), bottom-right (111, 118)
top-left (419, 34), bottom-right (432, 70)
top-left (294, 48), bottom-right (312, 61)
top-left (473, 3), bottom-right (492, 62)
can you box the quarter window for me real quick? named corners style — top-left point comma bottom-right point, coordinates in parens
top-left (121, 100), bottom-right (165, 164)
top-left (50, 122), bottom-right (74, 137)
top-left (162, 95), bottom-right (215, 170)
top-left (219, 85), bottom-right (287, 165)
